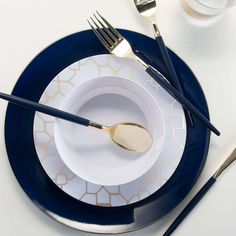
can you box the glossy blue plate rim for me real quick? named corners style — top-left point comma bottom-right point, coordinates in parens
top-left (4, 29), bottom-right (210, 234)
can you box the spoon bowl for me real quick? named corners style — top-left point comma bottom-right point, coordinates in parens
top-left (90, 122), bottom-right (153, 152)
top-left (134, 0), bottom-right (157, 24)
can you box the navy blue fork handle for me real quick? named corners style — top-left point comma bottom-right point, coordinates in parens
top-left (163, 177), bottom-right (216, 236)
top-left (0, 92), bottom-right (90, 126)
top-left (145, 66), bottom-right (220, 136)
top-left (156, 35), bottom-right (194, 128)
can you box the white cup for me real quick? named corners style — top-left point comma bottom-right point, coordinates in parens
top-left (184, 0), bottom-right (236, 16)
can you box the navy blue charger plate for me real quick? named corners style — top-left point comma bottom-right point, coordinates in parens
top-left (5, 30), bottom-right (210, 234)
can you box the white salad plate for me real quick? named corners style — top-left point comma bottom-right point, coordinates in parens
top-left (33, 54), bottom-right (186, 207)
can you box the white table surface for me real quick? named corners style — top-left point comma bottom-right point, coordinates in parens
top-left (0, 0), bottom-right (236, 235)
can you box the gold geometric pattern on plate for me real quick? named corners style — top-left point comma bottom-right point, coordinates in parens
top-left (33, 55), bottom-right (186, 206)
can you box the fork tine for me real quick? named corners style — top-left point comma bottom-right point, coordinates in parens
top-left (93, 13), bottom-right (117, 42)
top-left (87, 19), bottom-right (112, 52)
top-left (96, 11), bottom-right (123, 40)
top-left (90, 16), bottom-right (115, 47)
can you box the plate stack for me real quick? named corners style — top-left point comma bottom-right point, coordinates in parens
top-left (5, 30), bottom-right (210, 234)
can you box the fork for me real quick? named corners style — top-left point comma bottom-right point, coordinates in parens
top-left (88, 12), bottom-right (220, 136)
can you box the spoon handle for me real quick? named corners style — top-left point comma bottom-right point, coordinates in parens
top-left (0, 92), bottom-right (90, 127)
top-left (155, 34), bottom-right (194, 128)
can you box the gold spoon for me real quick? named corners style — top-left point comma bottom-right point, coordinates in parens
top-left (0, 92), bottom-right (153, 153)
top-left (133, 0), bottom-right (195, 127)
top-left (90, 121), bottom-right (153, 152)
top-left (133, 0), bottom-right (159, 37)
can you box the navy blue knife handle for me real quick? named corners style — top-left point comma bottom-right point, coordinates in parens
top-left (0, 92), bottom-right (90, 126)
top-left (156, 35), bottom-right (194, 128)
top-left (145, 66), bottom-right (220, 136)
top-left (163, 177), bottom-right (216, 236)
